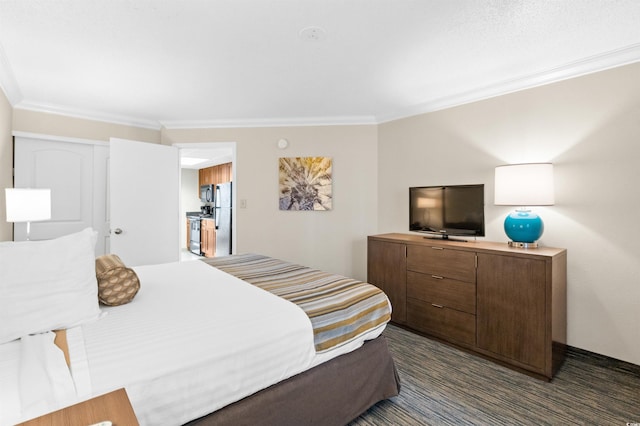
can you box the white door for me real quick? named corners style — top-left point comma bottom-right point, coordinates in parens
top-left (109, 138), bottom-right (180, 266)
top-left (13, 134), bottom-right (110, 254)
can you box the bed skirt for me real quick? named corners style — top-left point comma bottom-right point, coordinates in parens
top-left (184, 335), bottom-right (400, 426)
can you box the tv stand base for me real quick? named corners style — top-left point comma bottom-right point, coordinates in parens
top-left (422, 235), bottom-right (468, 243)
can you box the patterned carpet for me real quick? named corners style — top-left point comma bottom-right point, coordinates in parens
top-left (350, 324), bottom-right (640, 425)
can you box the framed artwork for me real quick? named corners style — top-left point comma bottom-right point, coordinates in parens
top-left (279, 157), bottom-right (333, 211)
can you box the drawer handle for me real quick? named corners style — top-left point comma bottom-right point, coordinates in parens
top-left (431, 303), bottom-right (444, 308)
top-left (431, 275), bottom-right (444, 280)
top-left (431, 246), bottom-right (444, 250)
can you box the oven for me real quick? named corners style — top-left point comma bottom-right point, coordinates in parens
top-left (188, 216), bottom-right (201, 255)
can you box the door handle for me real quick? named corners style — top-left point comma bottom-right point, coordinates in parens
top-left (113, 228), bottom-right (123, 235)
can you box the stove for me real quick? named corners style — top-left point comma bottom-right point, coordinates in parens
top-left (187, 215), bottom-right (202, 255)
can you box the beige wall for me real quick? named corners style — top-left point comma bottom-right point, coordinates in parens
top-left (378, 62), bottom-right (640, 366)
top-left (12, 109), bottom-right (161, 143)
top-left (163, 125), bottom-right (378, 279)
top-left (0, 89), bottom-right (13, 241)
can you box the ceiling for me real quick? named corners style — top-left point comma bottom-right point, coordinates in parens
top-left (1, 1), bottom-right (639, 130)
top-left (179, 146), bottom-right (233, 169)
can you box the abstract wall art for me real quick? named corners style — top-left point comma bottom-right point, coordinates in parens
top-left (279, 157), bottom-right (333, 211)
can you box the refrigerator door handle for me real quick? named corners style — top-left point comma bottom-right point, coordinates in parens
top-left (214, 186), bottom-right (221, 229)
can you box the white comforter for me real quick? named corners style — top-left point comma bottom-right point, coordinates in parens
top-left (1, 260), bottom-right (318, 425)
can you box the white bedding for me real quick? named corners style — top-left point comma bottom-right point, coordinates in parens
top-left (1, 259), bottom-right (386, 425)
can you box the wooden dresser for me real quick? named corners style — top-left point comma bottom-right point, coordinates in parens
top-left (368, 233), bottom-right (567, 380)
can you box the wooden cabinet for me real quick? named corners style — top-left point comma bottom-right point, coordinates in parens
top-left (201, 219), bottom-right (215, 257)
top-left (476, 252), bottom-right (566, 376)
top-left (367, 239), bottom-right (407, 324)
top-left (198, 162), bottom-right (233, 191)
top-left (186, 218), bottom-right (190, 249)
top-left (368, 233), bottom-right (567, 380)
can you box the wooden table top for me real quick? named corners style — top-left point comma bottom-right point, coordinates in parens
top-left (17, 388), bottom-right (139, 426)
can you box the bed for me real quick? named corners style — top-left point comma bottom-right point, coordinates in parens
top-left (0, 229), bottom-right (400, 425)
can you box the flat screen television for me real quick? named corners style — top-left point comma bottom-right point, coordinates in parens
top-left (409, 184), bottom-right (485, 240)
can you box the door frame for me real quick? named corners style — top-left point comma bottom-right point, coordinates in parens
top-left (173, 142), bottom-right (237, 255)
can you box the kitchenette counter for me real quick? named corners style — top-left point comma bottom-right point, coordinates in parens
top-left (186, 211), bottom-right (213, 219)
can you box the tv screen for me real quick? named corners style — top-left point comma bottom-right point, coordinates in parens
top-left (409, 184), bottom-right (485, 239)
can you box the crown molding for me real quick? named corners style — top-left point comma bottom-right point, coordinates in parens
top-left (376, 42), bottom-right (640, 124)
top-left (14, 101), bottom-right (162, 130)
top-left (160, 114), bottom-right (378, 129)
top-left (4, 43), bottom-right (639, 130)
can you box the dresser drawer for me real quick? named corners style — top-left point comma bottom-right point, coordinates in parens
top-left (407, 271), bottom-right (476, 314)
top-left (407, 298), bottom-right (476, 346)
top-left (407, 245), bottom-right (475, 282)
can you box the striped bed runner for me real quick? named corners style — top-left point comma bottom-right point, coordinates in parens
top-left (201, 254), bottom-right (391, 353)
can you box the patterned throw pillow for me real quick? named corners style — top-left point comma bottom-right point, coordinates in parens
top-left (95, 254), bottom-right (140, 306)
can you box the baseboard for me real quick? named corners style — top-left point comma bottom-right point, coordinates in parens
top-left (565, 345), bottom-right (640, 376)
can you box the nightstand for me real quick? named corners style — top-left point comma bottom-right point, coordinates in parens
top-left (17, 388), bottom-right (139, 426)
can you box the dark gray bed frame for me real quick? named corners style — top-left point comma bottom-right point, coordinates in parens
top-left (185, 335), bottom-right (400, 426)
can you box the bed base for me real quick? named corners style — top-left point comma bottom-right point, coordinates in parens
top-left (185, 335), bottom-right (400, 426)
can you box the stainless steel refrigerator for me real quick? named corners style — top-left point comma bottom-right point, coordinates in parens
top-left (214, 182), bottom-right (232, 256)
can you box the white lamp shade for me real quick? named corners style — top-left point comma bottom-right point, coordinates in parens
top-left (494, 163), bottom-right (554, 206)
top-left (5, 188), bottom-right (52, 222)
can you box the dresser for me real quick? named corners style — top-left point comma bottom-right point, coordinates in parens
top-left (368, 233), bottom-right (567, 380)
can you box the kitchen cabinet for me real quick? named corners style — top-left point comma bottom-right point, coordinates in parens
top-left (198, 162), bottom-right (233, 191)
top-left (186, 218), bottom-right (190, 249)
top-left (201, 219), bottom-right (215, 258)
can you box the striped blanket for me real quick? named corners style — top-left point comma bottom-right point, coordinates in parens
top-left (201, 254), bottom-right (391, 353)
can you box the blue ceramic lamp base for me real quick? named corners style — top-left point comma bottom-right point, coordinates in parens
top-left (504, 209), bottom-right (544, 248)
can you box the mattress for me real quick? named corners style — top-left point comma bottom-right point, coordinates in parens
top-left (1, 259), bottom-right (388, 425)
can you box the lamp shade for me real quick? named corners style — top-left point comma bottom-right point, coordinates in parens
top-left (5, 188), bottom-right (52, 222)
top-left (494, 163), bottom-right (554, 206)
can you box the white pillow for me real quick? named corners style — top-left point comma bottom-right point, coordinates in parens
top-left (0, 228), bottom-right (101, 344)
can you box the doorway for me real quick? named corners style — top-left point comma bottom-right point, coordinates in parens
top-left (175, 142), bottom-right (236, 260)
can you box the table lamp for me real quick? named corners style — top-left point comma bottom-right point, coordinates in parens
top-left (5, 188), bottom-right (52, 240)
top-left (494, 163), bottom-right (554, 248)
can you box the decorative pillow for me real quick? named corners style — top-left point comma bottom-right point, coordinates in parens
top-left (0, 228), bottom-right (101, 344)
top-left (95, 254), bottom-right (140, 306)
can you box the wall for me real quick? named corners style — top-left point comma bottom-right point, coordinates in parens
top-left (163, 125), bottom-right (378, 280)
top-left (378, 62), bottom-right (640, 365)
top-left (181, 168), bottom-right (201, 248)
top-left (0, 89), bottom-right (13, 241)
top-left (12, 109), bottom-right (161, 143)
